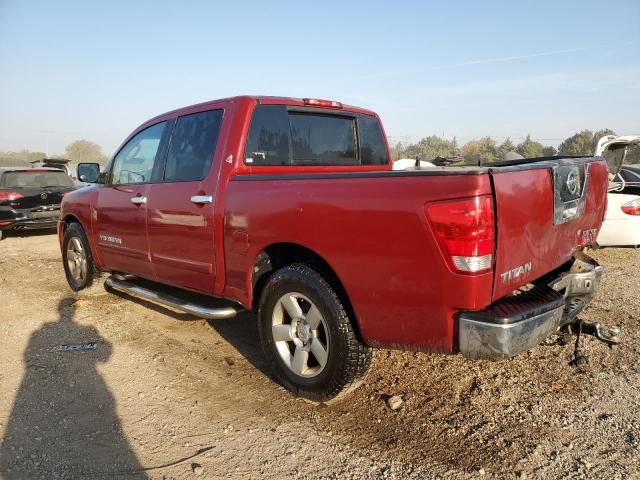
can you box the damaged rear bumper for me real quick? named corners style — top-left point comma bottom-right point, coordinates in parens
top-left (458, 253), bottom-right (603, 360)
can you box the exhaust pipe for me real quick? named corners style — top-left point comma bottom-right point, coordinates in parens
top-left (104, 276), bottom-right (240, 320)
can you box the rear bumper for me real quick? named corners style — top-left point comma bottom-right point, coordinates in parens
top-left (458, 253), bottom-right (603, 360)
top-left (0, 218), bottom-right (59, 230)
top-left (0, 207), bottom-right (60, 230)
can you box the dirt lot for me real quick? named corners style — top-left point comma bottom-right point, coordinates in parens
top-left (0, 231), bottom-right (639, 479)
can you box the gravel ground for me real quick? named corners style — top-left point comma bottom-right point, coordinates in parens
top-left (0, 231), bottom-right (638, 479)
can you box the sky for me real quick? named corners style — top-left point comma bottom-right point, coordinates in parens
top-left (0, 0), bottom-right (639, 157)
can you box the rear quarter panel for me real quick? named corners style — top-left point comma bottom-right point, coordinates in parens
top-left (224, 173), bottom-right (493, 353)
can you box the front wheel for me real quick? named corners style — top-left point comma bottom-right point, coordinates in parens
top-left (258, 264), bottom-right (372, 402)
top-left (62, 222), bottom-right (98, 291)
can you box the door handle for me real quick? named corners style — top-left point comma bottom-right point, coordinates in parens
top-left (130, 196), bottom-right (147, 205)
top-left (190, 195), bottom-right (213, 204)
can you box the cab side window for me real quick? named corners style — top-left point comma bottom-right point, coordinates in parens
top-left (244, 105), bottom-right (291, 166)
top-left (164, 110), bottom-right (224, 182)
top-left (111, 122), bottom-right (167, 185)
top-left (358, 114), bottom-right (389, 165)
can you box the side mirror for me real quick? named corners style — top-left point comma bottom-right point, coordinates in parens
top-left (77, 163), bottom-right (101, 183)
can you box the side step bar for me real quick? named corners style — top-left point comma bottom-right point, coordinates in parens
top-left (104, 276), bottom-right (239, 320)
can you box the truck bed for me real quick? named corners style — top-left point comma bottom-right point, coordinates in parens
top-left (223, 156), bottom-right (608, 353)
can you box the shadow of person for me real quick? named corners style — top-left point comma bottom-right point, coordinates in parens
top-left (0, 298), bottom-right (146, 479)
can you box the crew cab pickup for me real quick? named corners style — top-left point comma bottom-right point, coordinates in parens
top-left (59, 96), bottom-right (609, 401)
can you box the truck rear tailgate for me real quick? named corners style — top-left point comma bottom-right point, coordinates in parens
top-left (490, 158), bottom-right (609, 301)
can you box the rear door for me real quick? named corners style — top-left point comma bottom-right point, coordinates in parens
top-left (96, 121), bottom-right (169, 279)
top-left (146, 109), bottom-right (224, 294)
top-left (490, 158), bottom-right (609, 300)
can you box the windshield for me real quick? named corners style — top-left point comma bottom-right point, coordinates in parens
top-left (1, 171), bottom-right (75, 188)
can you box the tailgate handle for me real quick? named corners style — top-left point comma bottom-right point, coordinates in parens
top-left (130, 196), bottom-right (147, 205)
top-left (190, 195), bottom-right (213, 204)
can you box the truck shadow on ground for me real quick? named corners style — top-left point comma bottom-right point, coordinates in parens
top-left (0, 297), bottom-right (147, 479)
top-left (210, 312), bottom-right (564, 475)
top-left (207, 312), bottom-right (273, 377)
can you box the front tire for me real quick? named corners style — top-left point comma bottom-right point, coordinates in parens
top-left (62, 222), bottom-right (97, 291)
top-left (258, 264), bottom-right (372, 402)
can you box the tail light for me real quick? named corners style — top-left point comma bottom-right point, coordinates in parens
top-left (621, 198), bottom-right (640, 215)
top-left (426, 195), bottom-right (495, 273)
top-left (0, 192), bottom-right (24, 202)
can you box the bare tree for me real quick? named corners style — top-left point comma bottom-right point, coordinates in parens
top-left (64, 140), bottom-right (107, 164)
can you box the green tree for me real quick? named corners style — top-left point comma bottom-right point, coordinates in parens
top-left (558, 129), bottom-right (616, 156)
top-left (402, 135), bottom-right (459, 161)
top-left (626, 145), bottom-right (640, 165)
top-left (496, 138), bottom-right (516, 160)
top-left (461, 137), bottom-right (497, 164)
top-left (542, 145), bottom-right (558, 156)
top-left (64, 140), bottom-right (107, 164)
top-left (516, 134), bottom-right (545, 158)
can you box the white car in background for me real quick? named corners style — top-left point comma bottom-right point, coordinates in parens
top-left (595, 135), bottom-right (640, 247)
top-left (392, 158), bottom-right (435, 170)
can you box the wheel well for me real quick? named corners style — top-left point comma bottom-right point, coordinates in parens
top-left (251, 243), bottom-right (360, 337)
top-left (61, 214), bottom-right (80, 231)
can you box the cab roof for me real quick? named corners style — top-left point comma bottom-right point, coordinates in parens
top-left (145, 95), bottom-right (378, 124)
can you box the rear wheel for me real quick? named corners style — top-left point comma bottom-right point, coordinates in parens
top-left (62, 222), bottom-right (97, 291)
top-left (258, 264), bottom-right (372, 402)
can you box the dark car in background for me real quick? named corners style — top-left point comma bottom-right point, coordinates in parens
top-left (614, 165), bottom-right (640, 195)
top-left (0, 167), bottom-right (76, 240)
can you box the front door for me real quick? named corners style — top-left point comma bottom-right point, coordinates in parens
top-left (147, 109), bottom-right (224, 294)
top-left (96, 121), bottom-right (169, 279)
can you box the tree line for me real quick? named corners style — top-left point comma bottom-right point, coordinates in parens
top-left (391, 129), bottom-right (620, 164)
top-left (0, 139), bottom-right (107, 165)
top-left (1, 129), bottom-right (637, 167)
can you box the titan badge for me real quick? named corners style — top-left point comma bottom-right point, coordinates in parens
top-left (500, 262), bottom-right (533, 285)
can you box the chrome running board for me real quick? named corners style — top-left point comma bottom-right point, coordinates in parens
top-left (104, 276), bottom-right (239, 320)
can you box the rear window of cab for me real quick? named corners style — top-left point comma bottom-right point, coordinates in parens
top-left (244, 105), bottom-right (388, 166)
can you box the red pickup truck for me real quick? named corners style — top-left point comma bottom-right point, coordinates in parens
top-left (59, 96), bottom-right (608, 401)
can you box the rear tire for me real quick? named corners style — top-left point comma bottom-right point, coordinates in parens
top-left (62, 222), bottom-right (98, 291)
top-left (258, 264), bottom-right (372, 402)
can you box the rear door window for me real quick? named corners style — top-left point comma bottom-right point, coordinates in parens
top-left (164, 109), bottom-right (224, 182)
top-left (244, 105), bottom-right (388, 166)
